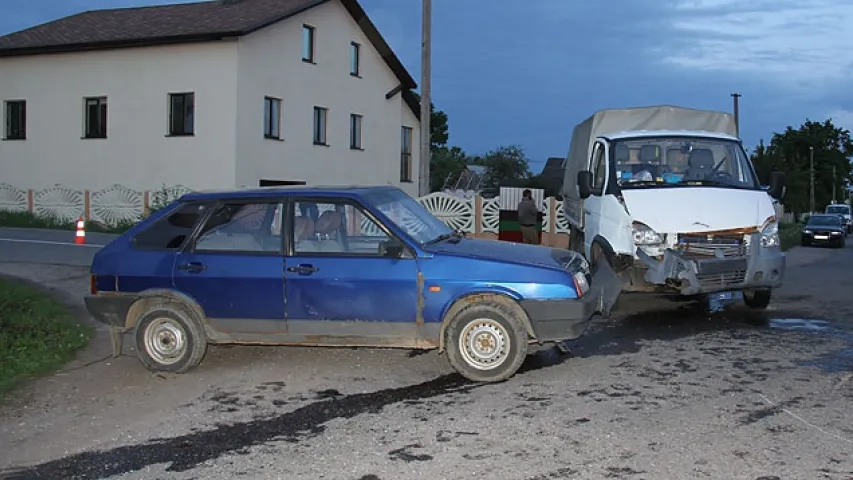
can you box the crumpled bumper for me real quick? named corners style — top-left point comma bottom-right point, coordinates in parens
top-left (635, 239), bottom-right (785, 296)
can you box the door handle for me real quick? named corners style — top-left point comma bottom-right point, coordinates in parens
top-left (177, 262), bottom-right (206, 273)
top-left (287, 264), bottom-right (319, 275)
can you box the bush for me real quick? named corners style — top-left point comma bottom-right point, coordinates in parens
top-left (0, 278), bottom-right (93, 399)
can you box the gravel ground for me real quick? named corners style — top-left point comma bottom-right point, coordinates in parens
top-left (0, 243), bottom-right (851, 480)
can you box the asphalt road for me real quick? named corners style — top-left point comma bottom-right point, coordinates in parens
top-left (1, 230), bottom-right (852, 479)
top-left (0, 227), bottom-right (115, 267)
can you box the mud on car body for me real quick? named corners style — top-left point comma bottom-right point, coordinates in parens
top-left (85, 185), bottom-right (620, 383)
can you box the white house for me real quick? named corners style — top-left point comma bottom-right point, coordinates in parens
top-left (0, 0), bottom-right (422, 197)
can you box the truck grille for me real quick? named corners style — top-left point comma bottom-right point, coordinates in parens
top-left (698, 270), bottom-right (747, 288)
top-left (677, 233), bottom-right (748, 258)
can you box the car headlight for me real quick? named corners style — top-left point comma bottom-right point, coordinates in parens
top-left (632, 222), bottom-right (663, 245)
top-left (802, 229), bottom-right (812, 234)
top-left (831, 231), bottom-right (842, 236)
top-left (761, 218), bottom-right (780, 248)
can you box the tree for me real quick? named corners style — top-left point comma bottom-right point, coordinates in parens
top-left (409, 91), bottom-right (448, 150)
top-left (751, 119), bottom-right (853, 214)
top-left (474, 145), bottom-right (533, 188)
top-left (430, 145), bottom-right (469, 192)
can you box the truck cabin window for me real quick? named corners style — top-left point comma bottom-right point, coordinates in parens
top-left (612, 137), bottom-right (759, 190)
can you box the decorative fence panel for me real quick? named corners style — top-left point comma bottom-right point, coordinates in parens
top-left (0, 184), bottom-right (573, 246)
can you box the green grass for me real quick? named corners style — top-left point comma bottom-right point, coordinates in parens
top-left (779, 222), bottom-right (802, 251)
top-left (0, 210), bottom-right (138, 234)
top-left (0, 278), bottom-right (93, 399)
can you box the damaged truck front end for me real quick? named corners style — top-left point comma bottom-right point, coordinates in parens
top-left (633, 224), bottom-right (786, 296)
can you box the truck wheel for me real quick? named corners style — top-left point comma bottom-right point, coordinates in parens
top-left (134, 301), bottom-right (208, 373)
top-left (743, 289), bottom-right (771, 310)
top-left (444, 301), bottom-right (528, 383)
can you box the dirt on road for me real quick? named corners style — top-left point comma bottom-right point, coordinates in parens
top-left (1, 244), bottom-right (852, 480)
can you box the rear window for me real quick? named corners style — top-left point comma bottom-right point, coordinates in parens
top-left (132, 202), bottom-right (209, 250)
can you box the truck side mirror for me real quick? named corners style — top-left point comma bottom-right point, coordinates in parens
top-left (577, 170), bottom-right (593, 199)
top-left (768, 171), bottom-right (785, 200)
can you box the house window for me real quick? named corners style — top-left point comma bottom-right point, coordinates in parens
top-left (350, 42), bottom-right (360, 76)
top-left (4, 100), bottom-right (26, 140)
top-left (168, 92), bottom-right (195, 136)
top-left (302, 25), bottom-right (315, 63)
top-left (313, 106), bottom-right (327, 145)
top-left (350, 114), bottom-right (363, 150)
top-left (400, 126), bottom-right (413, 182)
top-left (264, 96), bottom-right (281, 139)
top-left (83, 97), bottom-right (107, 139)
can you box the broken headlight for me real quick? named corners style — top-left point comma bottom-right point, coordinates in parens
top-left (632, 222), bottom-right (663, 245)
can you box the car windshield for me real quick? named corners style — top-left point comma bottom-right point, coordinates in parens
top-left (363, 189), bottom-right (452, 244)
top-left (808, 215), bottom-right (842, 227)
top-left (826, 205), bottom-right (850, 214)
top-left (612, 136), bottom-right (760, 190)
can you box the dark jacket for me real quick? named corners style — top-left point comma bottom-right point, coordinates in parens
top-left (517, 198), bottom-right (538, 226)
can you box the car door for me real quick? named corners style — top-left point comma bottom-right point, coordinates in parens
top-left (284, 196), bottom-right (421, 346)
top-left (583, 141), bottom-right (607, 258)
top-left (172, 199), bottom-right (286, 334)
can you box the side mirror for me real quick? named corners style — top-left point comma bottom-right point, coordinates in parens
top-left (380, 238), bottom-right (404, 258)
top-left (577, 170), bottom-right (593, 199)
top-left (768, 171), bottom-right (785, 200)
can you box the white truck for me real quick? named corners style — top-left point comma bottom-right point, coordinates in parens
top-left (561, 105), bottom-right (787, 309)
top-left (825, 202), bottom-right (851, 234)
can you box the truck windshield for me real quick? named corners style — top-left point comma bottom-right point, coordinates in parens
top-left (612, 136), bottom-right (760, 190)
top-left (826, 205), bottom-right (850, 214)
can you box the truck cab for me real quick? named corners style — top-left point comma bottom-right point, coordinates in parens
top-left (561, 106), bottom-right (787, 309)
top-left (825, 203), bottom-right (852, 234)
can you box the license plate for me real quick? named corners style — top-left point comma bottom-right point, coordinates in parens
top-left (712, 291), bottom-right (734, 301)
top-left (814, 235), bottom-right (829, 240)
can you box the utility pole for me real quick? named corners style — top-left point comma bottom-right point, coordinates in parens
top-left (418, 0), bottom-right (432, 196)
top-left (730, 93), bottom-right (741, 136)
top-left (833, 164), bottom-right (837, 203)
top-left (809, 146), bottom-right (815, 213)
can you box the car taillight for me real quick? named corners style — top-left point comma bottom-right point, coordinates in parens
top-left (90, 275), bottom-right (98, 295)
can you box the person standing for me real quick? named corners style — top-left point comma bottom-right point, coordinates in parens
top-left (517, 189), bottom-right (539, 245)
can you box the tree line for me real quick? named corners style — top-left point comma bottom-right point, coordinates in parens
top-left (421, 94), bottom-right (853, 210)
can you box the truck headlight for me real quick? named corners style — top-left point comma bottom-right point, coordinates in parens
top-left (632, 222), bottom-right (663, 245)
top-left (761, 220), bottom-right (780, 248)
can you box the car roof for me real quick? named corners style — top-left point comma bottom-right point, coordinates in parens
top-left (602, 130), bottom-right (741, 142)
top-left (179, 184), bottom-right (401, 201)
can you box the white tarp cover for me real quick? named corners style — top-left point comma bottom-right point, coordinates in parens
top-left (560, 105), bottom-right (738, 226)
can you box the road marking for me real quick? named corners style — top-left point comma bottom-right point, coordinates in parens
top-left (0, 238), bottom-right (105, 248)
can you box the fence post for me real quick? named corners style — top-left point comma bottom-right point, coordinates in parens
top-left (474, 196), bottom-right (483, 238)
top-left (143, 191), bottom-right (150, 217)
top-left (27, 189), bottom-right (34, 213)
top-left (84, 190), bottom-right (91, 221)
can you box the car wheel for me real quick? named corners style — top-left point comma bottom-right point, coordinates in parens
top-left (444, 300), bottom-right (528, 383)
top-left (134, 301), bottom-right (208, 373)
top-left (743, 288), bottom-right (772, 310)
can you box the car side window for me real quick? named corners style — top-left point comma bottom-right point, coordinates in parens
top-left (591, 144), bottom-right (607, 194)
top-left (194, 201), bottom-right (283, 253)
top-left (293, 200), bottom-right (391, 255)
top-left (132, 202), bottom-right (210, 250)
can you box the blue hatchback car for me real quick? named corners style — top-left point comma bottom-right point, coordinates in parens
top-left (85, 186), bottom-right (621, 383)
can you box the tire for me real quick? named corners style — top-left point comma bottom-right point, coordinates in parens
top-left (444, 300), bottom-right (529, 383)
top-left (743, 289), bottom-right (772, 310)
top-left (134, 300), bottom-right (208, 373)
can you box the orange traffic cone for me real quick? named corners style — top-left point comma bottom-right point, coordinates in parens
top-left (75, 216), bottom-right (86, 245)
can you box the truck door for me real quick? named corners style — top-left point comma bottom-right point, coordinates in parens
top-left (583, 141), bottom-right (608, 259)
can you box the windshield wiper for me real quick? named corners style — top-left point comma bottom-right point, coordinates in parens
top-left (424, 230), bottom-right (464, 246)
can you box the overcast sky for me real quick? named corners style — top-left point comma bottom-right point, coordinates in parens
top-left (3, 0), bottom-right (852, 171)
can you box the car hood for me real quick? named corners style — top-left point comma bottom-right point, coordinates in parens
top-left (620, 187), bottom-right (776, 233)
top-left (424, 237), bottom-right (580, 270)
top-left (805, 224), bottom-right (844, 232)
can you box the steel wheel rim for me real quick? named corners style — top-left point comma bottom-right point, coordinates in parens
top-left (458, 318), bottom-right (509, 371)
top-left (144, 317), bottom-right (187, 365)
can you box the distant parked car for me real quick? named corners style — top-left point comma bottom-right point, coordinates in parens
top-left (84, 185), bottom-right (620, 383)
top-left (825, 203), bottom-right (851, 234)
top-left (801, 214), bottom-right (846, 248)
